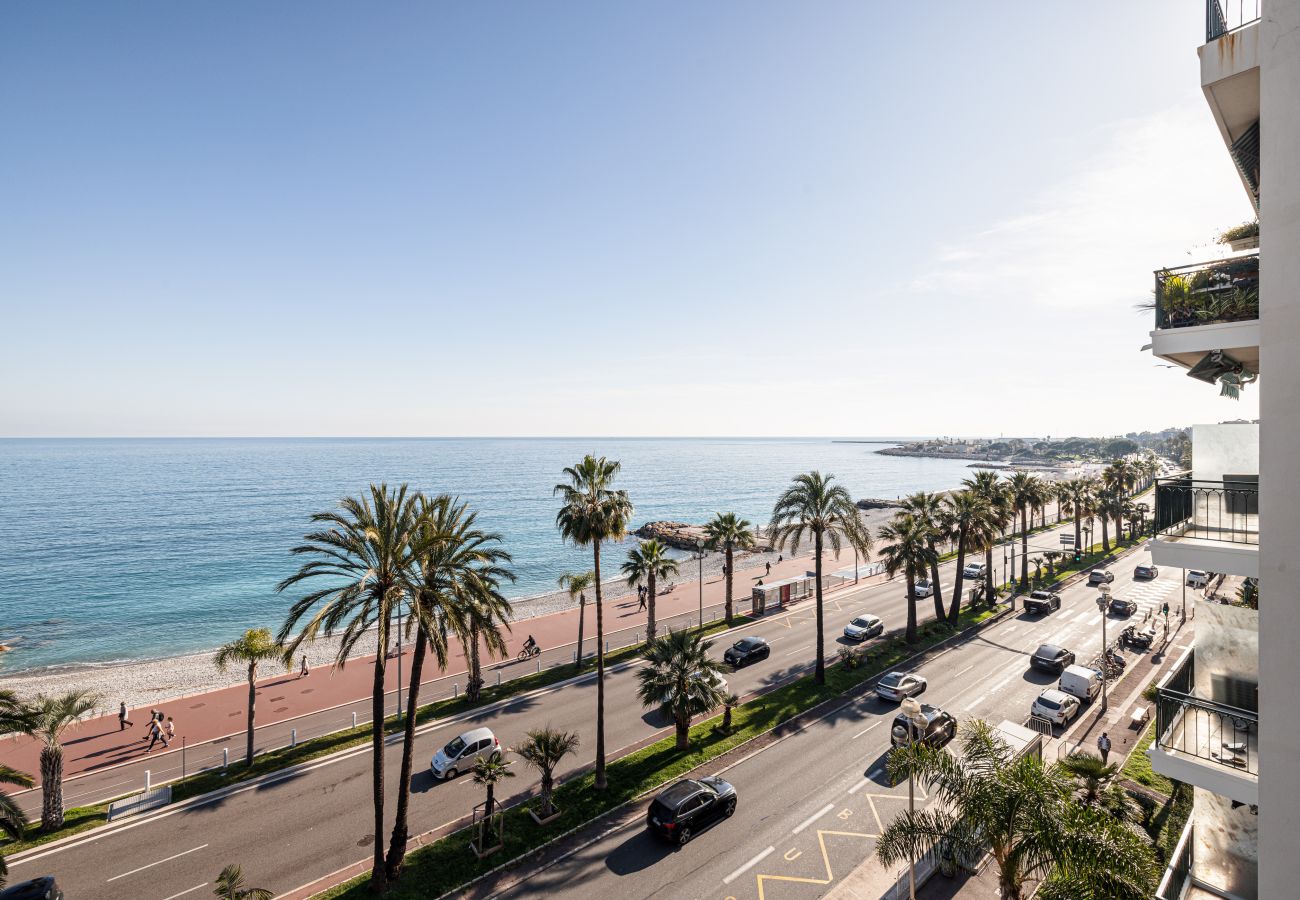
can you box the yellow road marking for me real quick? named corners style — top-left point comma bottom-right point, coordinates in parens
top-left (755, 829), bottom-right (877, 900)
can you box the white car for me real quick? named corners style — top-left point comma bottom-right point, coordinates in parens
top-left (876, 671), bottom-right (928, 702)
top-left (963, 562), bottom-right (987, 579)
top-left (843, 614), bottom-right (884, 642)
top-left (1187, 570), bottom-right (1209, 588)
top-left (661, 671), bottom-right (728, 707)
top-left (431, 726), bottom-right (500, 780)
top-left (913, 580), bottom-right (934, 598)
top-left (1031, 689), bottom-right (1080, 726)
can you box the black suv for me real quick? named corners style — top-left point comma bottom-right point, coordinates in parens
top-left (890, 704), bottom-right (957, 749)
top-left (1030, 644), bottom-right (1075, 674)
top-left (646, 776), bottom-right (738, 844)
top-left (1109, 597), bottom-right (1138, 617)
top-left (723, 636), bottom-right (770, 668)
top-left (0, 878), bottom-right (63, 900)
top-left (1023, 590), bottom-right (1061, 615)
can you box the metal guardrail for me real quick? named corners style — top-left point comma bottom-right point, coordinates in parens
top-left (1207, 0), bottom-right (1261, 42)
top-left (1153, 252), bottom-right (1258, 330)
top-left (1154, 474), bottom-right (1258, 545)
top-left (1155, 648), bottom-right (1259, 775)
top-left (1156, 814), bottom-right (1195, 899)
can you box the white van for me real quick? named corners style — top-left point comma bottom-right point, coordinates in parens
top-left (1058, 665), bottom-right (1103, 703)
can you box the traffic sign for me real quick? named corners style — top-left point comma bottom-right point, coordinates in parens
top-left (1060, 534), bottom-right (1075, 546)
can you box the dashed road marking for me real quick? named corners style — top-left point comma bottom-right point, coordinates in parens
top-left (853, 722), bottom-right (880, 739)
top-left (723, 845), bottom-right (775, 884)
top-left (793, 803), bottom-right (835, 835)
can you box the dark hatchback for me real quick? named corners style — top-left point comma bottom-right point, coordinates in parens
top-left (1030, 644), bottom-right (1076, 674)
top-left (890, 704), bottom-right (957, 749)
top-left (0, 878), bottom-right (63, 900)
top-left (1023, 590), bottom-right (1061, 615)
top-left (646, 776), bottom-right (737, 844)
top-left (724, 636), bottom-right (771, 668)
top-left (1109, 597), bottom-right (1138, 616)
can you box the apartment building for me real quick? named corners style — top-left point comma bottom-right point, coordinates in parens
top-left (1144, 2), bottom-right (1299, 897)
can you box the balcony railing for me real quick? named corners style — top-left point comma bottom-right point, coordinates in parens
top-left (1154, 474), bottom-right (1258, 545)
top-left (1208, 0), bottom-right (1262, 41)
top-left (1155, 816), bottom-right (1194, 900)
top-left (1155, 649), bottom-right (1259, 776)
top-left (1153, 252), bottom-right (1258, 330)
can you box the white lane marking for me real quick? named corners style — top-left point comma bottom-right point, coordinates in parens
top-left (954, 664), bottom-right (976, 678)
top-left (723, 845), bottom-right (775, 884)
top-left (107, 844), bottom-right (208, 883)
top-left (848, 777), bottom-right (869, 795)
top-left (792, 802), bottom-right (835, 835)
top-left (853, 722), bottom-right (881, 739)
top-left (962, 692), bottom-right (988, 712)
top-left (160, 885), bottom-right (206, 900)
top-left (1003, 625), bottom-right (1019, 635)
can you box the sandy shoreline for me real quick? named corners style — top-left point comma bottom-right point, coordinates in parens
top-left (3, 516), bottom-right (905, 711)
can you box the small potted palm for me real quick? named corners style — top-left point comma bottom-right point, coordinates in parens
top-left (516, 726), bottom-right (580, 826)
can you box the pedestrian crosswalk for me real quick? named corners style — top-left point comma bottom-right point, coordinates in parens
top-left (1114, 579), bottom-right (1177, 618)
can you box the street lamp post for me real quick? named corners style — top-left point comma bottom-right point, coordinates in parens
top-left (1096, 586), bottom-right (1111, 712)
top-left (899, 697), bottom-right (929, 900)
top-left (694, 539), bottom-right (705, 628)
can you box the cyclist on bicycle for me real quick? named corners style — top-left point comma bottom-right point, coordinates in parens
top-left (523, 634), bottom-right (538, 655)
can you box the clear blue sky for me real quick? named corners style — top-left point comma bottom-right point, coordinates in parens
top-left (0, 1), bottom-right (1259, 437)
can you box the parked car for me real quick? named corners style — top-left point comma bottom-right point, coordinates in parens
top-left (1087, 569), bottom-right (1115, 585)
top-left (1030, 644), bottom-right (1076, 674)
top-left (646, 776), bottom-right (737, 844)
top-left (1134, 564), bottom-right (1159, 579)
top-left (890, 704), bottom-right (957, 748)
top-left (843, 614), bottom-right (884, 642)
top-left (724, 636), bottom-right (771, 667)
top-left (431, 726), bottom-right (500, 780)
top-left (1109, 596), bottom-right (1138, 616)
top-left (661, 671), bottom-right (728, 707)
top-left (1120, 623), bottom-right (1156, 650)
top-left (963, 562), bottom-right (987, 579)
top-left (1187, 570), bottom-right (1210, 588)
top-left (1058, 664), bottom-right (1103, 702)
top-left (913, 580), bottom-right (934, 598)
top-left (876, 671), bottom-right (928, 702)
top-left (1031, 688), bottom-right (1081, 726)
top-left (0, 879), bottom-right (63, 900)
top-left (1023, 590), bottom-right (1061, 615)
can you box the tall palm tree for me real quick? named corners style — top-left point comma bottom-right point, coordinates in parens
top-left (942, 490), bottom-right (994, 623)
top-left (18, 689), bottom-right (97, 832)
top-left (213, 628), bottom-right (287, 768)
top-left (899, 492), bottom-right (946, 620)
top-left (213, 865), bottom-right (273, 900)
top-left (1007, 472), bottom-right (1039, 590)
top-left (0, 691), bottom-right (33, 888)
top-left (1059, 479), bottom-right (1094, 555)
top-left (768, 471), bottom-right (868, 684)
top-left (1098, 492), bottom-right (1127, 552)
top-left (636, 628), bottom-right (728, 750)
top-left (557, 570), bottom-right (595, 673)
top-left (621, 539), bottom-right (679, 644)
top-left (386, 494), bottom-right (513, 879)
top-left (704, 512), bottom-right (756, 626)
top-left (877, 512), bottom-right (938, 643)
top-left (516, 726), bottom-right (581, 819)
top-left (877, 721), bottom-right (1154, 900)
top-left (1102, 460), bottom-right (1133, 542)
top-left (964, 471), bottom-right (1011, 601)
top-left (276, 483), bottom-right (422, 891)
top-left (457, 583), bottom-right (513, 705)
top-left (554, 455), bottom-right (633, 791)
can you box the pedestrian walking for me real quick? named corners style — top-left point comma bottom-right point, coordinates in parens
top-left (637, 588), bottom-right (647, 611)
top-left (142, 710), bottom-right (157, 741)
top-left (146, 718), bottom-right (167, 753)
top-left (165, 716), bottom-right (175, 741)
top-left (765, 561), bottom-right (771, 576)
top-left (118, 701), bottom-right (133, 731)
top-left (299, 653), bottom-right (310, 679)
top-left (1098, 732), bottom-right (1112, 764)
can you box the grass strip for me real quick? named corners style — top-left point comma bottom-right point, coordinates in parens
top-left (0, 616), bottom-right (748, 858)
top-left (316, 604), bottom-right (1003, 899)
top-left (1122, 720), bottom-right (1175, 797)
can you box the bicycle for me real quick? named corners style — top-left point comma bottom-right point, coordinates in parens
top-left (517, 644), bottom-right (541, 661)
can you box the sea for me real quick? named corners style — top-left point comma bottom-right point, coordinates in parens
top-left (0, 438), bottom-right (978, 674)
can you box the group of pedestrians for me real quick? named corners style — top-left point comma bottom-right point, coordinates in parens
top-left (117, 702), bottom-right (177, 754)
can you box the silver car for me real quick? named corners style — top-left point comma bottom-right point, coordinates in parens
top-left (876, 671), bottom-right (927, 702)
top-left (843, 614), bottom-right (884, 642)
top-left (431, 726), bottom-right (500, 780)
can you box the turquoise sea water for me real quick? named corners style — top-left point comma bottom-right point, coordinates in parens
top-left (0, 438), bottom-right (977, 673)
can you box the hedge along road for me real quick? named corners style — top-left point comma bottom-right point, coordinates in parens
top-left (7, 518), bottom-right (1087, 899)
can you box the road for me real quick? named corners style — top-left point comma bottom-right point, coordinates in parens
top-left (496, 545), bottom-right (1186, 900)
top-left (6, 519), bottom-right (1126, 898)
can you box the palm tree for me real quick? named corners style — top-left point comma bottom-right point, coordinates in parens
top-left (942, 491), bottom-right (994, 623)
top-left (704, 512), bottom-right (756, 626)
top-left (1103, 460), bottom-right (1135, 540)
top-left (877, 512), bottom-right (938, 643)
top-left (1007, 472), bottom-right (1040, 590)
top-left (276, 483), bottom-right (422, 891)
top-left (1098, 492), bottom-right (1127, 553)
top-left (516, 726), bottom-right (580, 820)
top-left (213, 628), bottom-right (288, 768)
top-left (721, 692), bottom-right (741, 733)
top-left (621, 539), bottom-right (679, 644)
top-left (769, 471), bottom-right (868, 684)
top-left (554, 455), bottom-right (633, 790)
top-left (0, 692), bottom-right (33, 887)
top-left (1057, 753), bottom-right (1137, 823)
top-left (900, 492), bottom-right (946, 621)
top-left (1043, 551), bottom-right (1060, 579)
top-left (964, 471), bottom-right (1011, 601)
top-left (877, 721), bottom-right (1155, 900)
top-left (472, 751), bottom-right (515, 822)
top-left (1030, 556), bottom-right (1044, 584)
top-left (557, 570), bottom-right (595, 673)
top-left (213, 865), bottom-right (273, 900)
top-left (457, 583), bottom-right (513, 705)
top-left (18, 689), bottom-right (97, 831)
top-left (386, 494), bottom-right (513, 879)
top-left (1059, 479), bottom-right (1094, 555)
top-left (636, 628), bottom-right (728, 750)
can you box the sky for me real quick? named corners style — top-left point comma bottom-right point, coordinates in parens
top-left (0, 1), bottom-right (1260, 438)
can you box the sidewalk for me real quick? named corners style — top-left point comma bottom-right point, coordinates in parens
top-left (0, 545), bottom-right (836, 803)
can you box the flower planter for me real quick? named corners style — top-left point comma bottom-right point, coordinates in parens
top-left (1228, 236), bottom-right (1259, 252)
top-left (529, 806), bottom-right (562, 826)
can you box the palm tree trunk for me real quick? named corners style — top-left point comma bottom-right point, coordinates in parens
top-left (385, 624), bottom-right (428, 879)
top-left (949, 530), bottom-right (967, 623)
top-left (1074, 505), bottom-right (1082, 551)
top-left (676, 713), bottom-right (690, 750)
top-left (575, 593), bottom-right (586, 673)
top-left (40, 745), bottom-right (63, 831)
top-left (724, 544), bottom-right (735, 625)
top-left (813, 530), bottom-right (825, 684)
top-left (1101, 518), bottom-right (1110, 553)
top-left (369, 621), bottom-right (389, 890)
top-left (593, 542), bottom-right (607, 790)
top-left (245, 662), bottom-right (257, 766)
top-left (984, 544), bottom-right (995, 604)
top-left (905, 571), bottom-right (918, 643)
top-left (1019, 509), bottom-right (1029, 589)
top-left (646, 570), bottom-right (657, 644)
top-left (467, 625), bottom-right (481, 703)
top-left (928, 542), bottom-right (944, 623)
top-left (541, 770), bottom-right (555, 817)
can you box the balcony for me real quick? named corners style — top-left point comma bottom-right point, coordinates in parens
top-left (1150, 474), bottom-right (1259, 577)
top-left (1150, 648), bottom-right (1258, 805)
top-left (1149, 252), bottom-right (1259, 377)
top-left (1201, 2), bottom-right (1260, 208)
top-left (1207, 0), bottom-right (1261, 42)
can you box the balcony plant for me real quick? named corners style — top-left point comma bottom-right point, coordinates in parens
top-left (1217, 220), bottom-right (1259, 252)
